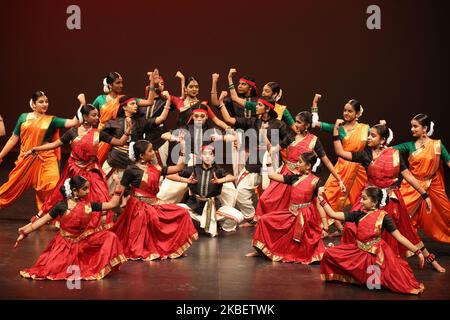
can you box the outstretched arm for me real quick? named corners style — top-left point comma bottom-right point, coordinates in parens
top-left (0, 134), bottom-right (19, 164)
top-left (25, 139), bottom-right (64, 157)
top-left (320, 154), bottom-right (346, 193)
top-left (167, 140), bottom-right (186, 174)
top-left (14, 213), bottom-right (53, 247)
top-left (317, 187), bottom-right (346, 221)
top-left (391, 230), bottom-right (425, 268)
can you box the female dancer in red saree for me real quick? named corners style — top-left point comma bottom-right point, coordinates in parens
top-left (15, 175), bottom-right (126, 280)
top-left (25, 104), bottom-right (132, 226)
top-left (255, 111), bottom-right (345, 221)
top-left (0, 91), bottom-right (81, 211)
top-left (333, 119), bottom-right (445, 272)
top-left (312, 98), bottom-right (369, 236)
top-left (394, 114), bottom-right (450, 247)
top-left (248, 151), bottom-right (328, 264)
top-left (318, 186), bottom-right (425, 295)
top-left (112, 140), bottom-right (198, 260)
top-left (93, 71), bottom-right (157, 164)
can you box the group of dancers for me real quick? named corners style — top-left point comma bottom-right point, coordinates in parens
top-left (0, 68), bottom-right (448, 295)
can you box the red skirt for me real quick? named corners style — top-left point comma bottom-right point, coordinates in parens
top-left (112, 197), bottom-right (198, 260)
top-left (252, 205), bottom-right (325, 264)
top-left (341, 190), bottom-right (423, 257)
top-left (320, 241), bottom-right (424, 295)
top-left (255, 165), bottom-right (290, 218)
top-left (20, 229), bottom-right (126, 280)
top-left (41, 164), bottom-right (113, 226)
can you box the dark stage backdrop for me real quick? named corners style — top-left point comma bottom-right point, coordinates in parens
top-left (0, 0), bottom-right (449, 163)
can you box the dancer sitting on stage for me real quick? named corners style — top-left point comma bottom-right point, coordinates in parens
top-left (168, 144), bottom-right (244, 237)
top-left (157, 103), bottom-right (238, 206)
top-left (0, 114), bottom-right (5, 137)
top-left (112, 140), bottom-right (198, 260)
top-left (334, 119), bottom-right (445, 272)
top-left (312, 97), bottom-right (369, 237)
top-left (24, 104), bottom-right (132, 226)
top-left (318, 186), bottom-right (425, 295)
top-left (393, 114), bottom-right (449, 248)
top-left (93, 70), bottom-right (157, 164)
top-left (0, 91), bottom-right (82, 211)
top-left (15, 175), bottom-right (126, 280)
top-left (101, 93), bottom-right (171, 193)
top-left (256, 110), bottom-right (345, 222)
top-left (248, 150), bottom-right (327, 264)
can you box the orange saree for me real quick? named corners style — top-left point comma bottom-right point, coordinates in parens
top-left (324, 123), bottom-right (369, 211)
top-left (399, 140), bottom-right (450, 243)
top-left (97, 95), bottom-right (123, 165)
top-left (0, 115), bottom-right (60, 211)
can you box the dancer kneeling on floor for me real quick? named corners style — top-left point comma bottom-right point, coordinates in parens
top-left (318, 186), bottom-right (425, 295)
top-left (15, 175), bottom-right (126, 280)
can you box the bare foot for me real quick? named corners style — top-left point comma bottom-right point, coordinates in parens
top-left (245, 251), bottom-right (261, 257)
top-left (431, 261), bottom-right (446, 273)
top-left (240, 222), bottom-right (256, 228)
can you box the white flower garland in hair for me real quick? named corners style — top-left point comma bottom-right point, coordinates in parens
top-left (386, 128), bottom-right (394, 145)
top-left (359, 105), bottom-right (364, 118)
top-left (29, 99), bottom-right (34, 110)
top-left (128, 141), bottom-right (136, 162)
top-left (380, 189), bottom-right (388, 207)
top-left (312, 158), bottom-right (321, 173)
top-left (427, 121), bottom-right (435, 137)
top-left (103, 78), bottom-right (110, 94)
top-left (63, 178), bottom-right (72, 199)
top-left (76, 106), bottom-right (83, 124)
top-left (379, 120), bottom-right (394, 145)
top-left (275, 89), bottom-right (283, 102)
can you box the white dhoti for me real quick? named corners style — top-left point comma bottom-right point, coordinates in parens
top-left (235, 169), bottom-right (261, 220)
top-left (178, 198), bottom-right (244, 237)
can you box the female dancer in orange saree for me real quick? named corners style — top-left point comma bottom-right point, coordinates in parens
top-left (0, 91), bottom-right (81, 211)
top-left (312, 98), bottom-right (369, 236)
top-left (92, 71), bottom-right (157, 164)
top-left (394, 114), bottom-right (450, 245)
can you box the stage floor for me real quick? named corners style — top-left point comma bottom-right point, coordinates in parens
top-left (0, 218), bottom-right (449, 300)
top-left (0, 156), bottom-right (449, 300)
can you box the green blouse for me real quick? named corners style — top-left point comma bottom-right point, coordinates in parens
top-left (13, 113), bottom-right (67, 142)
top-left (393, 141), bottom-right (450, 163)
top-left (320, 121), bottom-right (371, 141)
